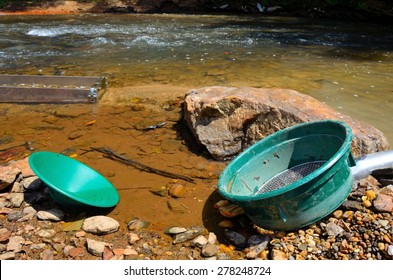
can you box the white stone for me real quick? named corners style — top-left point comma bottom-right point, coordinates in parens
top-left (388, 245), bottom-right (393, 256)
top-left (37, 209), bottom-right (65, 222)
top-left (37, 229), bottom-right (56, 238)
top-left (192, 235), bottom-right (208, 247)
top-left (208, 232), bottom-right (217, 244)
top-left (23, 206), bottom-right (37, 215)
top-left (128, 232), bottom-right (140, 245)
top-left (22, 176), bottom-right (43, 191)
top-left (82, 216), bottom-right (120, 235)
top-left (86, 238), bottom-right (107, 257)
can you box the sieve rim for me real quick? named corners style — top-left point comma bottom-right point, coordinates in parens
top-left (217, 120), bottom-right (353, 202)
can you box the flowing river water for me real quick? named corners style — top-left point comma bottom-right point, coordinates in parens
top-left (0, 13), bottom-right (392, 232)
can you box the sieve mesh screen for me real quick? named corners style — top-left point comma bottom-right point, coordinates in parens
top-left (255, 161), bottom-right (326, 195)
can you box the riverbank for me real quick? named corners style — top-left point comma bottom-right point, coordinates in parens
top-left (0, 0), bottom-right (392, 22)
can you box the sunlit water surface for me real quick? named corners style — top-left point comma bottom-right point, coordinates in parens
top-left (1, 13), bottom-right (392, 142)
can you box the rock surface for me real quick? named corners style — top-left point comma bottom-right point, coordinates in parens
top-left (82, 216), bottom-right (120, 235)
top-left (184, 86), bottom-right (390, 160)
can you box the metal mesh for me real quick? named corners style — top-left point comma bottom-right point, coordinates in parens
top-left (255, 161), bottom-right (326, 195)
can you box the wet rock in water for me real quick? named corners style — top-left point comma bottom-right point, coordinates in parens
top-left (218, 219), bottom-right (234, 228)
top-left (82, 216), bottom-right (120, 235)
top-left (0, 165), bottom-right (20, 191)
top-left (164, 226), bottom-right (187, 235)
top-left (127, 217), bottom-right (150, 231)
top-left (214, 199), bottom-right (230, 209)
top-left (224, 229), bottom-right (247, 250)
top-left (167, 200), bottom-right (188, 214)
top-left (150, 186), bottom-right (168, 197)
top-left (218, 204), bottom-right (245, 218)
top-left (183, 87), bottom-right (389, 160)
top-left (68, 131), bottom-right (83, 140)
top-left (172, 226), bottom-right (204, 244)
top-left (36, 209), bottom-right (65, 222)
top-left (168, 184), bottom-right (186, 198)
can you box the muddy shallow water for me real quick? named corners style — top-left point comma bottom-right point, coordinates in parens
top-left (0, 85), bottom-right (231, 235)
top-left (1, 13), bottom-right (392, 141)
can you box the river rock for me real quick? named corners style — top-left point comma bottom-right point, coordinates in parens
top-left (0, 228), bottom-right (11, 242)
top-left (7, 236), bottom-right (25, 252)
top-left (183, 87), bottom-right (390, 160)
top-left (36, 209), bottom-right (65, 222)
top-left (9, 157), bottom-right (35, 178)
top-left (373, 193), bottom-right (393, 213)
top-left (192, 235), bottom-right (208, 247)
top-left (0, 252), bottom-right (16, 260)
top-left (172, 226), bottom-right (204, 244)
top-left (86, 238), bottom-right (107, 257)
top-left (37, 229), bottom-right (56, 239)
top-left (201, 243), bottom-right (219, 257)
top-left (271, 249), bottom-right (287, 260)
top-left (82, 216), bottom-right (120, 235)
top-left (388, 245), bottom-right (393, 257)
top-left (7, 193), bottom-right (24, 208)
top-left (326, 222), bottom-right (345, 237)
top-left (22, 176), bottom-right (43, 191)
top-left (0, 165), bottom-right (21, 191)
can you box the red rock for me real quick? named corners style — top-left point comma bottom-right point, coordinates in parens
top-left (9, 157), bottom-right (35, 177)
top-left (103, 246), bottom-right (114, 260)
top-left (68, 247), bottom-right (86, 258)
top-left (113, 248), bottom-right (125, 256)
top-left (373, 193), bottom-right (393, 212)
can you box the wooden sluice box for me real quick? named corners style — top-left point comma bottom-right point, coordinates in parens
top-left (0, 75), bottom-right (107, 103)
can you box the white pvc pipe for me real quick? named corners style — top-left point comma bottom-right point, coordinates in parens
top-left (351, 150), bottom-right (393, 181)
